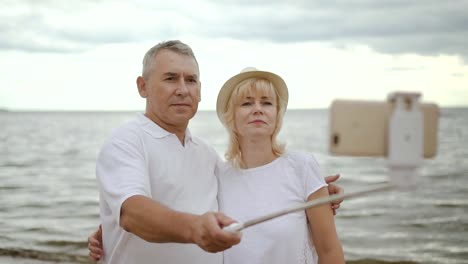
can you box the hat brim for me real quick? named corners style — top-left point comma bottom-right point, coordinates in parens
top-left (216, 70), bottom-right (289, 122)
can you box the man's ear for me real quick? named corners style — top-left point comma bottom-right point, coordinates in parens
top-left (198, 81), bottom-right (202, 102)
top-left (137, 76), bottom-right (147, 98)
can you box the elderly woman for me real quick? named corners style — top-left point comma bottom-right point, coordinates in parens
top-left (215, 67), bottom-right (344, 263)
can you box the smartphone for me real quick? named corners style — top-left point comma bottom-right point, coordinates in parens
top-left (329, 99), bottom-right (439, 158)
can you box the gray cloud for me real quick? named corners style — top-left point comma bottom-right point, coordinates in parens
top-left (206, 0), bottom-right (468, 60)
top-left (0, 0), bottom-right (195, 52)
top-left (1, 0), bottom-right (467, 61)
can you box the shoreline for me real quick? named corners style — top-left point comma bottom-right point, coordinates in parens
top-left (0, 256), bottom-right (419, 264)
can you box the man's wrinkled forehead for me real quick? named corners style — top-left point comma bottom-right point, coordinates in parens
top-left (161, 71), bottom-right (199, 80)
top-left (151, 50), bottom-right (199, 74)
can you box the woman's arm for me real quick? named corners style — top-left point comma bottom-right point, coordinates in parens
top-left (306, 187), bottom-right (345, 264)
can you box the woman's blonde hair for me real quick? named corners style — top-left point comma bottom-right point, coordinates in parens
top-left (221, 77), bottom-right (287, 168)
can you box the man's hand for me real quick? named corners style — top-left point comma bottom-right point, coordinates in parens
top-left (190, 212), bottom-right (242, 253)
top-left (88, 224), bottom-right (103, 262)
top-left (325, 174), bottom-right (344, 215)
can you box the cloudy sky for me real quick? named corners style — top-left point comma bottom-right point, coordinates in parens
top-left (1, 0), bottom-right (467, 111)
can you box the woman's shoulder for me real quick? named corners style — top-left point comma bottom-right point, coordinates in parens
top-left (217, 159), bottom-right (237, 175)
top-left (284, 151), bottom-right (323, 184)
top-left (284, 150), bottom-right (318, 164)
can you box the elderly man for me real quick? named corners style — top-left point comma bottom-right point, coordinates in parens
top-left (89, 40), bottom-right (343, 264)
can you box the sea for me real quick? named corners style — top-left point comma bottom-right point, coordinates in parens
top-left (0, 108), bottom-right (467, 264)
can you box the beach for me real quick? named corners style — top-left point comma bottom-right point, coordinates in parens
top-left (1, 109), bottom-right (467, 263)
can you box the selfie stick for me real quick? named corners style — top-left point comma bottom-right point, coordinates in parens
top-left (223, 184), bottom-right (393, 233)
top-left (224, 91), bottom-right (430, 233)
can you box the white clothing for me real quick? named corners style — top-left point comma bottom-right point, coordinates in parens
top-left (218, 151), bottom-right (327, 264)
top-left (97, 113), bottom-right (222, 264)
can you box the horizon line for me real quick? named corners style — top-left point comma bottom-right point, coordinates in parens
top-left (2, 105), bottom-right (468, 113)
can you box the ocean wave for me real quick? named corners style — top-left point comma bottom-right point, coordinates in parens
top-left (0, 248), bottom-right (90, 263)
top-left (0, 185), bottom-right (22, 191)
top-left (0, 247), bottom-right (419, 264)
top-left (347, 260), bottom-right (418, 264)
top-left (338, 208), bottom-right (388, 218)
top-left (37, 240), bottom-right (87, 248)
top-left (434, 199), bottom-right (468, 208)
top-left (405, 215), bottom-right (468, 228)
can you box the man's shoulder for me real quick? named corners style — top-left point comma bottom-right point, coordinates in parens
top-left (96, 117), bottom-right (144, 162)
top-left (114, 117), bottom-right (141, 133)
top-left (105, 116), bottom-right (143, 144)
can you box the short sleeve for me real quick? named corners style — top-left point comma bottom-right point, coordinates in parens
top-left (96, 135), bottom-right (150, 225)
top-left (288, 152), bottom-right (327, 199)
top-left (303, 153), bottom-right (327, 198)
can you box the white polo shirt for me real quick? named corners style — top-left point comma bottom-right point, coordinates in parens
top-left (97, 113), bottom-right (222, 264)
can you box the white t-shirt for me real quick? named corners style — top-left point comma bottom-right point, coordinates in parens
top-left (97, 113), bottom-right (222, 264)
top-left (217, 151), bottom-right (327, 264)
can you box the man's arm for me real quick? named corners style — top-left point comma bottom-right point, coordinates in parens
top-left (120, 195), bottom-right (241, 253)
top-left (87, 197), bottom-right (241, 262)
top-left (97, 135), bottom-right (241, 253)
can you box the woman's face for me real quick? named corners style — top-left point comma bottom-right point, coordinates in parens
top-left (234, 90), bottom-right (278, 139)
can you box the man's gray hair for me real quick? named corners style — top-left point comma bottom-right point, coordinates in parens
top-left (142, 40), bottom-right (199, 78)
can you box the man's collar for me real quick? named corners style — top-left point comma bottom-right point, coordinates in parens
top-left (136, 113), bottom-right (198, 145)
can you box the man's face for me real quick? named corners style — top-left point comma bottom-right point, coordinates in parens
top-left (138, 50), bottom-right (201, 131)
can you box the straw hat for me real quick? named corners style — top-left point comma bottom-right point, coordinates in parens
top-left (216, 67), bottom-right (289, 122)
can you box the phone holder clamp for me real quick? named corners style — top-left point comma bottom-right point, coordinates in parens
top-left (386, 91), bottom-right (424, 186)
